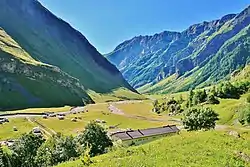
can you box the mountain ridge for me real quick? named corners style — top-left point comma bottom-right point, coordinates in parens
top-left (107, 5), bottom-right (250, 93)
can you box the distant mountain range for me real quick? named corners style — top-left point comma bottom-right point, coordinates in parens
top-left (0, 0), bottom-right (138, 110)
top-left (107, 5), bottom-right (250, 94)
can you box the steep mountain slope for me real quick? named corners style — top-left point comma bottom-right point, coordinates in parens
top-left (0, 0), bottom-right (135, 94)
top-left (107, 6), bottom-right (250, 92)
top-left (0, 0), bottom-right (140, 110)
top-left (231, 64), bottom-right (250, 82)
top-left (0, 28), bottom-right (92, 110)
top-left (139, 24), bottom-right (250, 94)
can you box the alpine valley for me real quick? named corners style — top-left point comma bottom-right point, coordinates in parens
top-left (106, 6), bottom-right (250, 94)
top-left (0, 0), bottom-right (141, 110)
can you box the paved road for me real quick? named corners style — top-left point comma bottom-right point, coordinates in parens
top-left (0, 100), bottom-right (144, 119)
top-left (0, 106), bottom-right (86, 118)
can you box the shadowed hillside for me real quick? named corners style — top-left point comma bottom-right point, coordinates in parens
top-left (0, 0), bottom-right (140, 110)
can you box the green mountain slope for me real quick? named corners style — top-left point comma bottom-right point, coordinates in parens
top-left (107, 6), bottom-right (250, 93)
top-left (0, 0), bottom-right (134, 94)
top-left (0, 28), bottom-right (93, 110)
top-left (0, 0), bottom-right (140, 110)
top-left (140, 25), bottom-right (250, 94)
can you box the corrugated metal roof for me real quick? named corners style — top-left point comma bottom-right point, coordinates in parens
top-left (169, 125), bottom-right (180, 132)
top-left (127, 130), bottom-right (143, 139)
top-left (140, 126), bottom-right (174, 137)
top-left (111, 125), bottom-right (179, 141)
top-left (112, 132), bottom-right (132, 140)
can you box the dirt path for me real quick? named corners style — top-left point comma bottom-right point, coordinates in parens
top-left (107, 104), bottom-right (176, 123)
top-left (108, 105), bottom-right (125, 115)
top-left (27, 117), bottom-right (55, 137)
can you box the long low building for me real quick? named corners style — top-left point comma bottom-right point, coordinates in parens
top-left (111, 125), bottom-right (180, 146)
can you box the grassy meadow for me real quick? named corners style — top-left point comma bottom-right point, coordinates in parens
top-left (0, 106), bottom-right (72, 115)
top-left (1, 91), bottom-right (249, 140)
top-left (0, 118), bottom-right (34, 140)
top-left (57, 130), bottom-right (250, 167)
top-left (0, 102), bottom-right (169, 140)
top-left (35, 102), bottom-right (168, 136)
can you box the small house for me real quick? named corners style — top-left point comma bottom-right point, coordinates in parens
top-left (0, 118), bottom-right (9, 123)
top-left (58, 115), bottom-right (65, 120)
top-left (32, 127), bottom-right (42, 136)
top-left (71, 118), bottom-right (77, 122)
top-left (110, 125), bottom-right (180, 146)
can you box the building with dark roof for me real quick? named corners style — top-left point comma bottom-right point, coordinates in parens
top-left (111, 125), bottom-right (180, 146)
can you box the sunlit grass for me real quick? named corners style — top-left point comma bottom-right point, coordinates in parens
top-left (57, 130), bottom-right (250, 167)
top-left (88, 88), bottom-right (145, 103)
top-left (0, 118), bottom-right (34, 140)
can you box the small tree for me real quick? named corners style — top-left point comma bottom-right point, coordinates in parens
top-left (246, 112), bottom-right (250, 124)
top-left (192, 90), bottom-right (207, 105)
top-left (210, 86), bottom-right (216, 96)
top-left (80, 144), bottom-right (92, 166)
top-left (0, 147), bottom-right (11, 167)
top-left (247, 95), bottom-right (250, 104)
top-left (76, 121), bottom-right (113, 157)
top-left (153, 100), bottom-right (159, 107)
top-left (182, 107), bottom-right (219, 131)
top-left (239, 118), bottom-right (245, 125)
top-left (207, 94), bottom-right (220, 104)
top-left (35, 133), bottom-right (79, 166)
top-left (187, 89), bottom-right (194, 107)
top-left (177, 95), bottom-right (184, 104)
top-left (166, 98), bottom-right (183, 115)
top-left (152, 100), bottom-right (161, 114)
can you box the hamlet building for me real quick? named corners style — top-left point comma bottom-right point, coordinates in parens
top-left (111, 125), bottom-right (180, 146)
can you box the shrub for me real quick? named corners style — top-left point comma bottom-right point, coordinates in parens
top-left (187, 89), bottom-right (195, 107)
top-left (246, 112), bottom-right (250, 124)
top-left (10, 133), bottom-right (45, 167)
top-left (183, 107), bottom-right (219, 131)
top-left (35, 134), bottom-right (79, 166)
top-left (0, 147), bottom-right (10, 167)
top-left (80, 144), bottom-right (92, 166)
top-left (76, 121), bottom-right (113, 156)
top-left (207, 94), bottom-right (220, 104)
top-left (247, 95), bottom-right (250, 103)
top-left (177, 95), bottom-right (184, 104)
top-left (216, 82), bottom-right (242, 99)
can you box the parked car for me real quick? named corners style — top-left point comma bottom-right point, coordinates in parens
top-left (58, 115), bottom-right (65, 120)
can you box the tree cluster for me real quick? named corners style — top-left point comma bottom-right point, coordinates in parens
top-left (153, 97), bottom-right (184, 115)
top-left (1, 121), bottom-right (112, 167)
top-left (214, 81), bottom-right (250, 99)
top-left (187, 89), bottom-right (219, 107)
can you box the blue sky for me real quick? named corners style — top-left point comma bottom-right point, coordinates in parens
top-left (39, 0), bottom-right (250, 54)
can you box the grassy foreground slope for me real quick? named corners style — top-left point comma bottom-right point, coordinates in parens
top-left (57, 131), bottom-right (250, 167)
